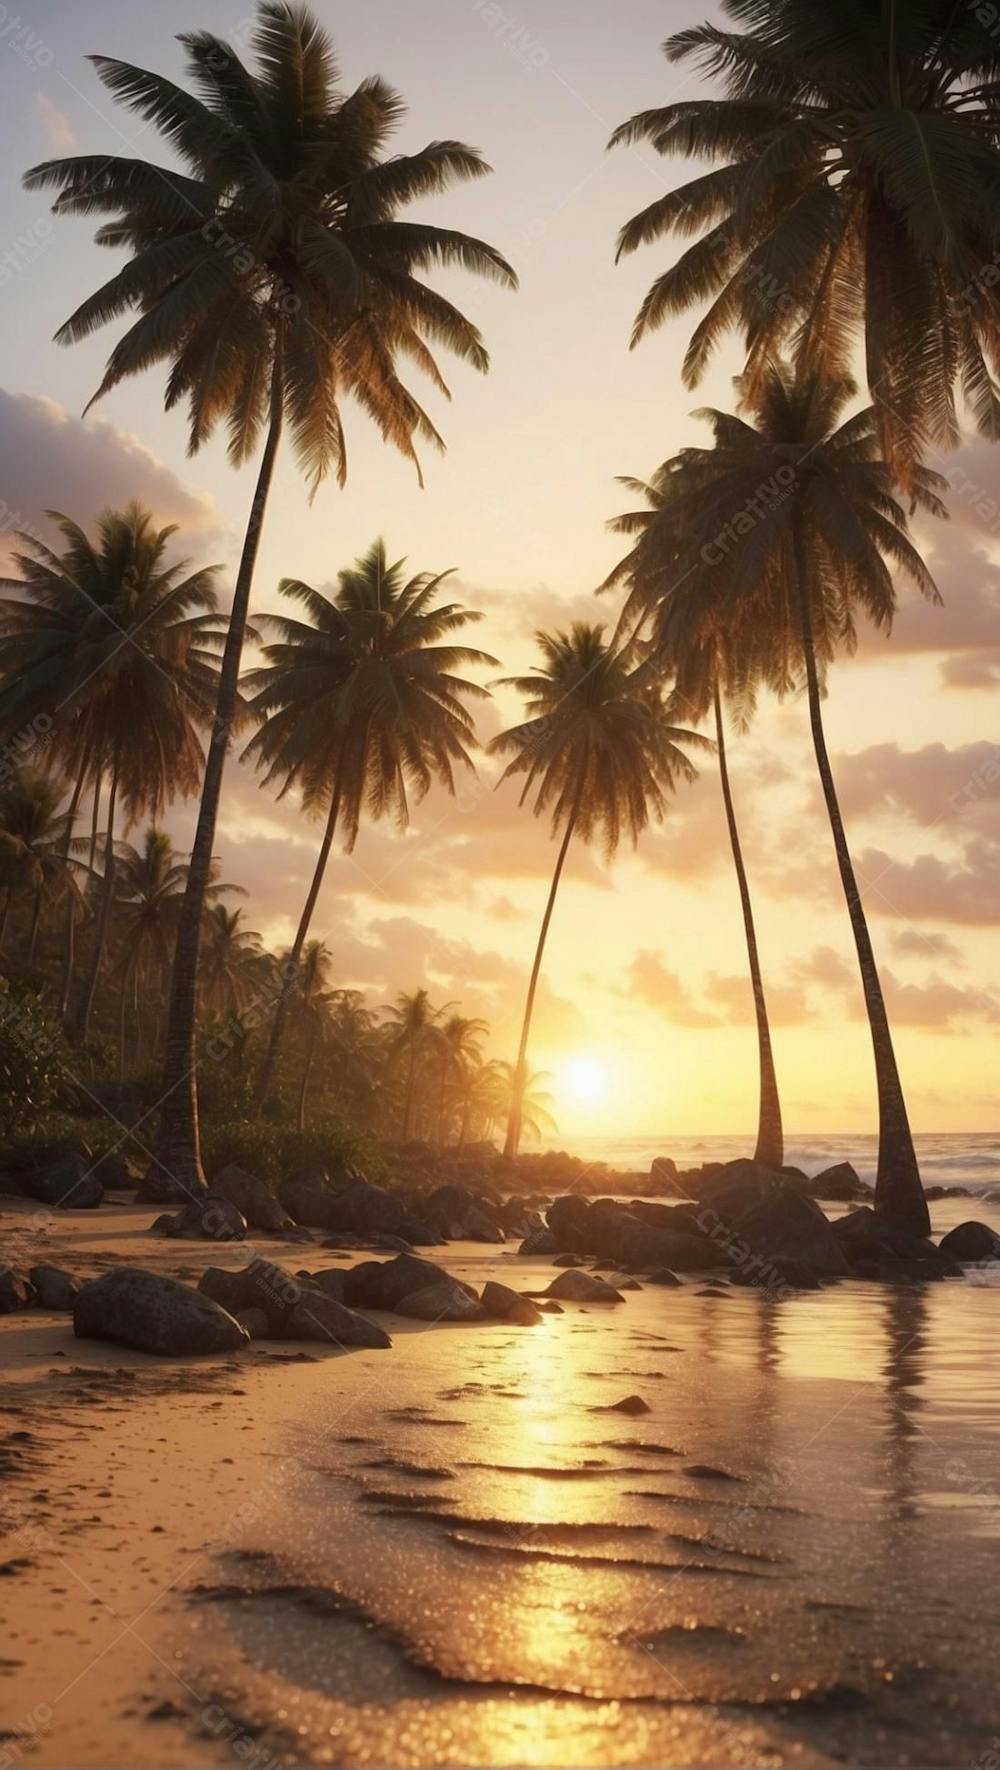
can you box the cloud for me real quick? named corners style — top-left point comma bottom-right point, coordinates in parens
top-left (889, 928), bottom-right (964, 964)
top-left (623, 951), bottom-right (718, 1027)
top-left (854, 840), bottom-right (1000, 925)
top-left (32, 92), bottom-right (75, 150)
top-left (834, 741), bottom-right (1000, 835)
top-left (0, 389), bottom-right (220, 556)
top-left (702, 970), bottom-right (810, 1026)
top-left (880, 970), bottom-right (1000, 1029)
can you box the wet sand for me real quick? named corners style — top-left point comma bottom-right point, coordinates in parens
top-left (3, 1196), bottom-right (1000, 1767)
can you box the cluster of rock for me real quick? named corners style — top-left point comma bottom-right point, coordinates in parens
top-left (518, 1158), bottom-right (1000, 1289)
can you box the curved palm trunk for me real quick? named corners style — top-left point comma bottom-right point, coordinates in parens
top-left (27, 887), bottom-right (43, 965)
top-left (145, 350), bottom-right (284, 1200)
top-left (714, 685), bottom-right (784, 1171)
top-left (794, 538), bottom-right (928, 1236)
top-left (256, 785), bottom-right (340, 1106)
top-left (76, 744), bottom-right (121, 1040)
top-left (88, 773), bottom-right (102, 873)
top-left (504, 794), bottom-right (581, 1160)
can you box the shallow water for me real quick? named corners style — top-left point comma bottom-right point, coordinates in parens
top-left (182, 1230), bottom-right (1000, 1767)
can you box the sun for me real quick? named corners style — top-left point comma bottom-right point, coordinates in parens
top-left (559, 1053), bottom-right (610, 1105)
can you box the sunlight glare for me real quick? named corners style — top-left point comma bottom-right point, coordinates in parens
top-left (560, 1053), bottom-right (609, 1105)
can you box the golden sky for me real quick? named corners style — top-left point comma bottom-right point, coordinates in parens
top-left (0, 0), bottom-right (996, 1139)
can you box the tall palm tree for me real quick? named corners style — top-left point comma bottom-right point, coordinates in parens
top-left (434, 1013), bottom-right (488, 1146)
top-left (386, 987), bottom-right (440, 1141)
top-left (604, 475), bottom-right (785, 1170)
top-left (0, 769), bottom-right (81, 962)
top-left (200, 905), bottom-right (263, 1018)
top-left (486, 1061), bottom-right (558, 1146)
top-left (0, 504), bottom-right (222, 1035)
top-left (609, 0), bottom-right (1000, 486)
top-left (26, 2), bottom-right (515, 1194)
top-left (489, 623), bottom-right (707, 1158)
top-left (617, 358), bottom-right (945, 1234)
top-left (290, 938), bottom-right (333, 1132)
top-left (242, 539), bottom-right (495, 1101)
top-left (113, 828), bottom-right (189, 1072)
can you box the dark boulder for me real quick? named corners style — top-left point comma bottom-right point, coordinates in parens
top-left (697, 1159), bottom-right (775, 1222)
top-left (423, 1183), bottom-right (504, 1242)
top-left (342, 1253), bottom-right (477, 1314)
top-left (199, 1260), bottom-right (304, 1331)
top-left (235, 1307), bottom-right (270, 1340)
top-left (75, 1268), bottom-right (248, 1355)
top-left (480, 1280), bottom-right (543, 1326)
top-left (649, 1156), bottom-right (686, 1195)
top-left (28, 1265), bottom-right (80, 1310)
top-left (808, 1161), bottom-right (869, 1202)
top-left (834, 1208), bottom-right (961, 1280)
top-left (285, 1290), bottom-right (392, 1347)
top-left (212, 1164), bottom-right (293, 1233)
top-left (545, 1195), bottom-right (592, 1249)
top-left (392, 1282), bottom-right (485, 1321)
top-left (646, 1267), bottom-right (681, 1286)
top-left (302, 1266), bottom-right (348, 1303)
top-left (540, 1270), bottom-right (624, 1304)
top-left (939, 1220), bottom-right (1000, 1263)
top-left (153, 1193), bottom-right (248, 1242)
top-left (90, 1151), bottom-right (135, 1191)
top-left (627, 1227), bottom-right (722, 1272)
top-left (25, 1153), bottom-right (103, 1211)
top-left (0, 1263), bottom-right (34, 1313)
top-left (517, 1228), bottom-right (556, 1256)
top-left (727, 1183), bottom-right (850, 1278)
top-left (278, 1173), bottom-right (434, 1244)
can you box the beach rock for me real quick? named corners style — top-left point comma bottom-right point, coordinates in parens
top-left (28, 1265), bottom-right (80, 1310)
top-left (285, 1289), bottom-right (392, 1347)
top-left (341, 1253), bottom-right (469, 1311)
top-left (545, 1194), bottom-right (592, 1248)
top-left (541, 1270), bottom-right (624, 1304)
top-left (0, 1263), bottom-right (34, 1313)
top-left (631, 1228), bottom-right (722, 1272)
top-left (938, 1221), bottom-right (1000, 1263)
top-left (423, 1184), bottom-right (504, 1242)
top-left (279, 1174), bottom-right (433, 1244)
top-left (480, 1281), bottom-right (543, 1326)
top-left (729, 1183), bottom-right (851, 1277)
top-left (552, 1252), bottom-right (588, 1267)
top-left (153, 1194), bottom-right (248, 1242)
top-left (536, 1299), bottom-right (564, 1313)
top-left (235, 1307), bottom-right (270, 1339)
top-left (497, 1200), bottom-right (543, 1239)
top-left (697, 1159), bottom-right (775, 1221)
top-left (303, 1266), bottom-right (348, 1302)
top-left (393, 1282), bottom-right (485, 1321)
top-left (75, 1268), bottom-right (249, 1355)
top-left (90, 1151), bottom-right (135, 1190)
top-left (602, 1394), bottom-right (651, 1415)
top-left (646, 1267), bottom-right (682, 1286)
top-left (198, 1260), bottom-right (304, 1331)
top-left (728, 1257), bottom-right (822, 1292)
top-left (834, 1208), bottom-right (961, 1279)
top-left (808, 1161), bottom-right (868, 1201)
top-left (25, 1153), bottom-right (103, 1211)
top-left (212, 1164), bottom-right (293, 1232)
top-left (649, 1156), bottom-right (686, 1195)
top-left (517, 1228), bottom-right (556, 1256)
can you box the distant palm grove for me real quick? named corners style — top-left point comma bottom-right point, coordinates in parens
top-left (5, 0), bottom-right (999, 1237)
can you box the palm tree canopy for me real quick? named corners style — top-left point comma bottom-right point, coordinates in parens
top-left (610, 0), bottom-right (1000, 481)
top-left (0, 503), bottom-right (223, 817)
top-left (114, 826), bottom-right (190, 963)
top-left (489, 622), bottom-right (709, 856)
top-left (242, 538), bottom-right (496, 845)
top-left (603, 362), bottom-right (948, 693)
top-left (25, 2), bottom-right (517, 490)
top-left (489, 1060), bottom-right (557, 1141)
top-left (0, 768), bottom-right (79, 899)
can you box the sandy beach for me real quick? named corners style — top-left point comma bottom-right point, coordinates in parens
top-left (3, 1193), bottom-right (1000, 1768)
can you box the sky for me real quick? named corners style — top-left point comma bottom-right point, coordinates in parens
top-left (0, 0), bottom-right (997, 1144)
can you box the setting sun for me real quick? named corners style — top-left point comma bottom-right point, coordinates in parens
top-left (559, 1054), bottom-right (610, 1106)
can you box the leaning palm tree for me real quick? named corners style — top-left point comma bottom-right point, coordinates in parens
top-left (199, 905), bottom-right (263, 1019)
top-left (617, 358), bottom-right (946, 1235)
top-left (26, 2), bottom-right (515, 1194)
top-left (490, 623), bottom-right (707, 1158)
top-left (434, 1013), bottom-right (488, 1146)
top-left (289, 938), bottom-right (333, 1132)
top-left (242, 539), bottom-right (496, 1102)
top-left (0, 504), bottom-right (222, 1035)
top-left (609, 0), bottom-right (1000, 485)
top-left (605, 475), bottom-right (785, 1170)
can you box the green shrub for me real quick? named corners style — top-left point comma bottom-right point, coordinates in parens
top-left (0, 980), bottom-right (65, 1139)
top-left (200, 1113), bottom-right (386, 1189)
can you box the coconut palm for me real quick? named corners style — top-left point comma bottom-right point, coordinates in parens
top-left (26, 2), bottom-right (515, 1193)
top-left (613, 358), bottom-right (945, 1234)
top-left (486, 1061), bottom-right (557, 1146)
top-left (0, 769), bottom-right (82, 963)
top-left (489, 623), bottom-right (708, 1158)
top-left (610, 0), bottom-right (1000, 485)
top-left (605, 474), bottom-right (785, 1170)
top-left (112, 827), bottom-right (189, 1073)
top-left (199, 905), bottom-right (263, 1018)
top-left (0, 504), bottom-right (222, 1035)
top-left (242, 538), bottom-right (496, 1102)
top-left (434, 1013), bottom-right (488, 1146)
top-left (290, 938), bottom-right (332, 1131)
top-left (385, 987), bottom-right (441, 1141)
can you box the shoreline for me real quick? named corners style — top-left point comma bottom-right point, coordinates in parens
top-left (3, 1197), bottom-right (1000, 1766)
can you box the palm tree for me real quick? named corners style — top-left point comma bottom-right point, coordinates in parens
top-left (113, 828), bottom-right (190, 1073)
top-left (200, 905), bottom-right (263, 1018)
top-left (0, 504), bottom-right (222, 1035)
top-left (242, 539), bottom-right (496, 1102)
top-left (616, 358), bottom-right (945, 1234)
top-left (26, 2), bottom-right (516, 1195)
top-left (0, 769), bottom-right (81, 963)
top-left (489, 623), bottom-right (707, 1158)
top-left (290, 938), bottom-right (332, 1131)
top-left (434, 1013), bottom-right (488, 1145)
top-left (605, 475), bottom-right (785, 1171)
top-left (609, 0), bottom-right (1000, 485)
top-left (487, 1061), bottom-right (558, 1146)
top-left (386, 988), bottom-right (440, 1141)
